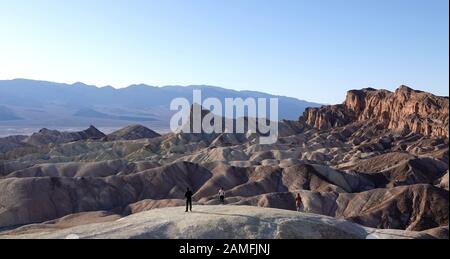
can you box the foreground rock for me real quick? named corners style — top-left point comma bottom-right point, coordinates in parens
top-left (0, 206), bottom-right (433, 239)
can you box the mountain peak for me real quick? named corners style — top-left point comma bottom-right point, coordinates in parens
top-left (72, 82), bottom-right (87, 86)
top-left (396, 85), bottom-right (417, 94)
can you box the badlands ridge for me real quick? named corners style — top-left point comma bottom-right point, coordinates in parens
top-left (0, 86), bottom-right (448, 239)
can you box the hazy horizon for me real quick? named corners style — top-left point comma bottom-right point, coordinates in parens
top-left (0, 77), bottom-right (322, 103)
top-left (2, 77), bottom-right (448, 106)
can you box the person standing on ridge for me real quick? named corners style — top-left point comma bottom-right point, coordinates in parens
top-left (295, 193), bottom-right (303, 212)
top-left (219, 187), bottom-right (225, 205)
top-left (185, 188), bottom-right (193, 212)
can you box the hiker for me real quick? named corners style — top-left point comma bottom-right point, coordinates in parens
top-left (295, 193), bottom-right (303, 212)
top-left (219, 187), bottom-right (225, 204)
top-left (185, 187), bottom-right (193, 212)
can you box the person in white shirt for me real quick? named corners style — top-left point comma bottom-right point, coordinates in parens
top-left (219, 187), bottom-right (225, 204)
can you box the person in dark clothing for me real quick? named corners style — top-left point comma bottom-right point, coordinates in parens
top-left (295, 193), bottom-right (303, 212)
top-left (185, 188), bottom-right (193, 212)
top-left (219, 187), bottom-right (225, 204)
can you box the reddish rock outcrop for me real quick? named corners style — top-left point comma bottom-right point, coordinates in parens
top-left (301, 86), bottom-right (449, 137)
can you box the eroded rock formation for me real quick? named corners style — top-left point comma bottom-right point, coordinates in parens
top-left (301, 86), bottom-right (449, 137)
top-left (0, 86), bottom-right (448, 239)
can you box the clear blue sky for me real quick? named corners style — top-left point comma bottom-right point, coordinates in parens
top-left (0, 0), bottom-right (448, 103)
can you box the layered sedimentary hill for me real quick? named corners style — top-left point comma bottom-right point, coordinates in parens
top-left (104, 124), bottom-right (161, 141)
top-left (0, 85), bottom-right (448, 239)
top-left (301, 86), bottom-right (449, 137)
top-left (24, 125), bottom-right (106, 146)
top-left (0, 135), bottom-right (29, 153)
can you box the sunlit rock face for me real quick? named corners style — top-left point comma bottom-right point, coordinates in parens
top-left (301, 86), bottom-right (449, 138)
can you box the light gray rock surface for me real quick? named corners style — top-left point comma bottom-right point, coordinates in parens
top-left (0, 205), bottom-right (432, 239)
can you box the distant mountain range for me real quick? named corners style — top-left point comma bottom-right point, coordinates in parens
top-left (0, 79), bottom-right (321, 135)
top-left (0, 106), bottom-right (23, 121)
